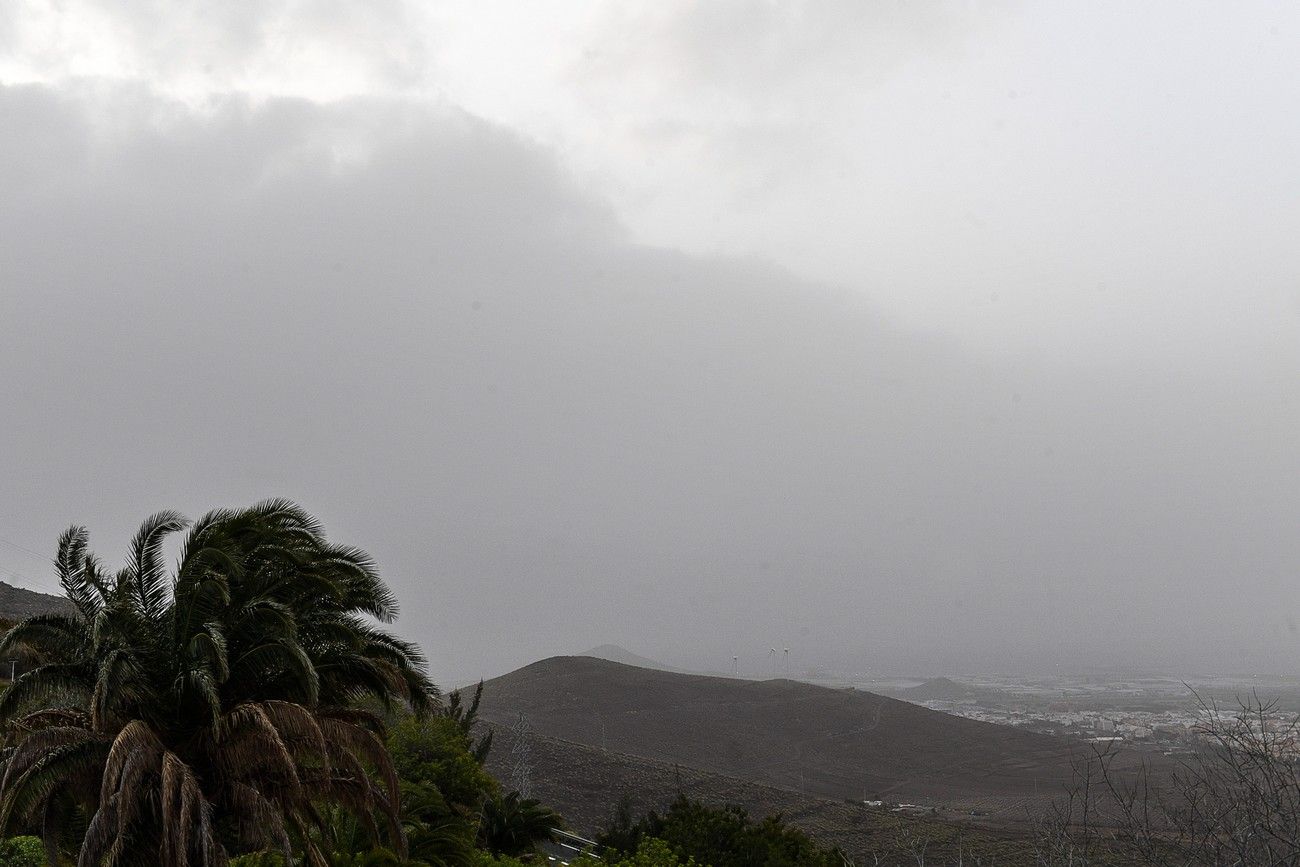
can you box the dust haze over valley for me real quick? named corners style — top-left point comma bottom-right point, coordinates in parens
top-left (1, 1), bottom-right (1298, 686)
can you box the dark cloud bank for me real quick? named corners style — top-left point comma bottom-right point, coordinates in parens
top-left (0, 84), bottom-right (1295, 681)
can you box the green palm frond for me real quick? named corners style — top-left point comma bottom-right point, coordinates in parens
top-left (229, 637), bottom-right (321, 706)
top-left (186, 624), bottom-right (230, 681)
top-left (244, 498), bottom-right (325, 537)
top-left (0, 736), bottom-right (105, 832)
top-left (90, 647), bottom-right (157, 729)
top-left (55, 527), bottom-right (102, 621)
top-left (173, 555), bottom-right (236, 639)
top-left (123, 509), bottom-right (190, 620)
top-left (315, 544), bottom-right (396, 623)
top-left (0, 613), bottom-right (85, 659)
top-left (0, 663), bottom-right (93, 723)
top-left (178, 507), bottom-right (239, 565)
top-left (176, 667), bottom-right (223, 729)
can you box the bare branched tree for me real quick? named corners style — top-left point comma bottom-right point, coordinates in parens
top-left (1036, 692), bottom-right (1300, 866)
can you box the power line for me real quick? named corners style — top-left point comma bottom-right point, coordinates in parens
top-left (0, 564), bottom-right (52, 592)
top-left (0, 562), bottom-right (36, 583)
top-left (0, 535), bottom-right (49, 562)
top-left (0, 535), bottom-right (56, 592)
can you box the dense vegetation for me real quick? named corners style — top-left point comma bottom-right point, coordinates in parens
top-left (0, 502), bottom-right (558, 866)
top-left (596, 795), bottom-right (847, 867)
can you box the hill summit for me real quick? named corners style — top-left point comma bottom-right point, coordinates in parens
top-left (900, 676), bottom-right (978, 701)
top-left (577, 644), bottom-right (678, 672)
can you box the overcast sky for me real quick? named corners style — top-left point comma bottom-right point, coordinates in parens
top-left (0, 1), bottom-right (1296, 682)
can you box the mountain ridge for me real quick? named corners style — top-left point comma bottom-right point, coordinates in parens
top-left (0, 580), bottom-right (70, 621)
top-left (477, 655), bottom-right (1148, 817)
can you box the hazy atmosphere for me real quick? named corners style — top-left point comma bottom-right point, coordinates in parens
top-left (1, 1), bottom-right (1296, 683)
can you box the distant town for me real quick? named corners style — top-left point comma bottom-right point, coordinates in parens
top-left (838, 670), bottom-right (1300, 754)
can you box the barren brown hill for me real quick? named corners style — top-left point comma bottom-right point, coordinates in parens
top-left (899, 677), bottom-right (979, 702)
top-left (0, 581), bottom-right (71, 621)
top-left (479, 656), bottom-right (1129, 817)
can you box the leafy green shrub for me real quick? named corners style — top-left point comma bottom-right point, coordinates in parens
top-left (598, 795), bottom-right (843, 867)
top-left (326, 848), bottom-right (406, 867)
top-left (0, 837), bottom-right (45, 867)
top-left (471, 852), bottom-right (532, 867)
top-left (229, 852), bottom-right (285, 867)
top-left (571, 837), bottom-right (698, 867)
top-left (386, 713), bottom-right (496, 865)
top-left (389, 715), bottom-right (499, 815)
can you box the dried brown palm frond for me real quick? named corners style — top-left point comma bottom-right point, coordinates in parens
top-left (10, 707), bottom-right (91, 732)
top-left (225, 781), bottom-right (293, 860)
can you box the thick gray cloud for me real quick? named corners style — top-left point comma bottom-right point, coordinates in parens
top-left (7, 1), bottom-right (1299, 364)
top-left (0, 83), bottom-right (1295, 682)
top-left (547, 1), bottom-right (1300, 361)
top-left (0, 0), bottom-right (428, 97)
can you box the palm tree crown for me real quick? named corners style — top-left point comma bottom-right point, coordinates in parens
top-left (0, 499), bottom-right (437, 867)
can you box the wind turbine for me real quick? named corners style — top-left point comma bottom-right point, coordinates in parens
top-left (769, 647), bottom-right (777, 678)
top-left (732, 656), bottom-right (738, 677)
top-left (783, 646), bottom-right (790, 678)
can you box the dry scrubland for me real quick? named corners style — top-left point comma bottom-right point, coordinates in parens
top-left (487, 726), bottom-right (1044, 865)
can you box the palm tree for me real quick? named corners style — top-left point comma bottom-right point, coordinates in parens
top-left (477, 791), bottom-right (561, 858)
top-left (399, 783), bottom-right (478, 867)
top-left (0, 499), bottom-right (437, 866)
